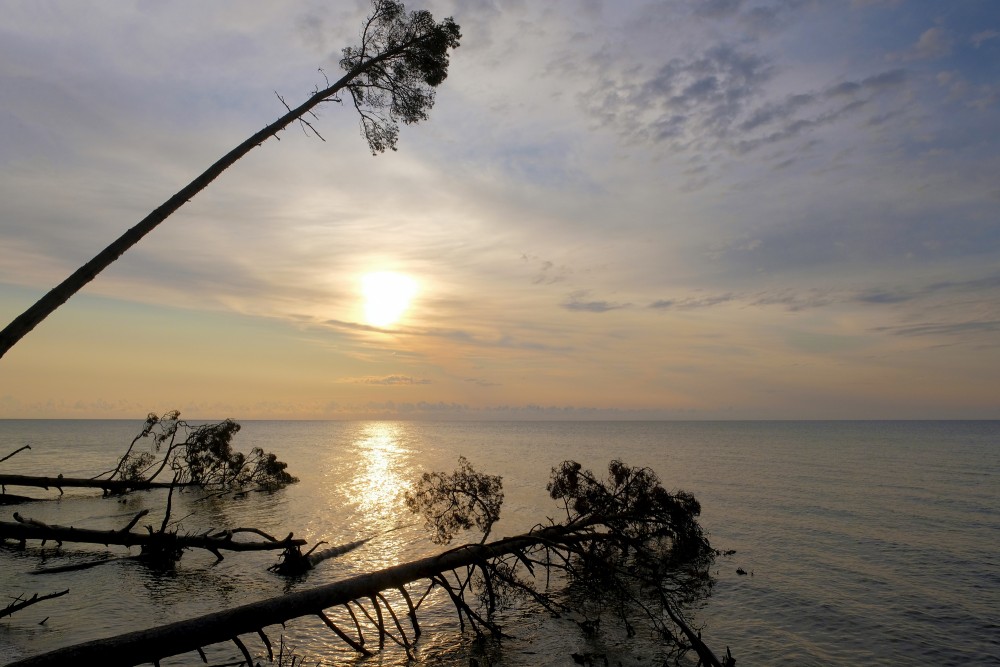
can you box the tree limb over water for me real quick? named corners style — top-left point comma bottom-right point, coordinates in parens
top-left (5, 459), bottom-right (734, 667)
top-left (0, 412), bottom-right (297, 504)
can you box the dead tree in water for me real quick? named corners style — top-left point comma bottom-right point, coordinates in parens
top-left (0, 412), bottom-right (296, 506)
top-left (0, 474), bottom-right (191, 497)
top-left (1, 500), bottom-right (306, 564)
top-left (97, 411), bottom-right (297, 493)
top-left (5, 459), bottom-right (733, 667)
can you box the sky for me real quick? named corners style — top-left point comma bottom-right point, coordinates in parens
top-left (1, 0), bottom-right (999, 420)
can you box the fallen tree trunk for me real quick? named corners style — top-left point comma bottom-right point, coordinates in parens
top-left (4, 526), bottom-right (570, 666)
top-left (4, 521), bottom-right (727, 667)
top-left (0, 474), bottom-right (189, 495)
top-left (5, 459), bottom-right (730, 667)
top-left (0, 513), bottom-right (305, 562)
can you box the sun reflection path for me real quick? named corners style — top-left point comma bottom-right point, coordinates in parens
top-left (344, 422), bottom-right (416, 568)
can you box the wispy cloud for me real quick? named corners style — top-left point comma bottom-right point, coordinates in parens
top-left (648, 293), bottom-right (739, 310)
top-left (971, 30), bottom-right (1000, 48)
top-left (873, 320), bottom-right (1000, 337)
top-left (347, 375), bottom-right (432, 386)
top-left (887, 27), bottom-right (953, 62)
top-left (562, 291), bottom-right (630, 313)
top-left (584, 38), bottom-right (908, 165)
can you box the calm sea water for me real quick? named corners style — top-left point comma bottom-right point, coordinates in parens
top-left (0, 420), bottom-right (997, 666)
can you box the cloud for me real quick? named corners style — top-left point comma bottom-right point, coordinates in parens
top-left (851, 273), bottom-right (1000, 306)
top-left (692, 0), bottom-right (745, 19)
top-left (350, 375), bottom-right (432, 386)
top-left (888, 27), bottom-right (953, 62)
top-left (323, 319), bottom-right (397, 333)
top-left (732, 70), bottom-right (906, 153)
top-left (971, 30), bottom-right (1000, 48)
top-left (521, 254), bottom-right (571, 285)
top-left (648, 293), bottom-right (739, 310)
top-left (585, 34), bottom-right (908, 162)
top-left (465, 377), bottom-right (501, 387)
top-left (647, 271), bottom-right (1000, 315)
top-left (873, 320), bottom-right (1000, 337)
top-left (854, 290), bottom-right (913, 304)
top-left (562, 291), bottom-right (630, 312)
top-left (738, 1), bottom-right (811, 38)
top-left (749, 290), bottom-right (836, 311)
top-left (563, 300), bottom-right (628, 313)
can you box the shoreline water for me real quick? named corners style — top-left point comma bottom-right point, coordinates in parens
top-left (1, 420), bottom-right (997, 665)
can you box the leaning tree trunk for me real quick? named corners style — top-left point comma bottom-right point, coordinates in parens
top-left (4, 522), bottom-right (729, 667)
top-left (0, 6), bottom-right (457, 360)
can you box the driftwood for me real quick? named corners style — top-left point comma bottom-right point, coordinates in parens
top-left (5, 484), bottom-right (728, 666)
top-left (4, 525), bottom-right (604, 666)
top-left (0, 512), bottom-right (305, 562)
top-left (4, 459), bottom-right (731, 666)
top-left (1, 589), bottom-right (69, 620)
top-left (4, 524), bottom-right (728, 667)
top-left (0, 474), bottom-right (189, 496)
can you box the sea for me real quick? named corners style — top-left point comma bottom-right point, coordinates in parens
top-left (0, 420), bottom-right (997, 666)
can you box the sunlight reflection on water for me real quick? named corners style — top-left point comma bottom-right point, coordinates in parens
top-left (1, 420), bottom-right (997, 667)
top-left (344, 422), bottom-right (416, 570)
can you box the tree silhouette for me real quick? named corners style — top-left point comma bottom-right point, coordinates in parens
top-left (0, 0), bottom-right (460, 359)
top-left (3, 459), bottom-right (732, 667)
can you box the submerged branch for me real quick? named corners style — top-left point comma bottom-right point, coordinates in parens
top-left (0, 589), bottom-right (69, 620)
top-left (0, 445), bottom-right (31, 464)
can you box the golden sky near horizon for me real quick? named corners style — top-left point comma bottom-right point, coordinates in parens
top-left (2, 0), bottom-right (999, 420)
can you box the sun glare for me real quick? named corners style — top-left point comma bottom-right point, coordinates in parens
top-left (362, 272), bottom-right (417, 328)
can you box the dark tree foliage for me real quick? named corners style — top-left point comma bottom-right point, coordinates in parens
top-left (404, 456), bottom-right (503, 544)
top-left (104, 411), bottom-right (297, 491)
top-left (341, 0), bottom-right (461, 153)
top-left (405, 458), bottom-right (722, 665)
top-left (548, 459), bottom-right (710, 561)
top-left (543, 460), bottom-right (717, 658)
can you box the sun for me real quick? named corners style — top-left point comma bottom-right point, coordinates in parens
top-left (361, 272), bottom-right (418, 328)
